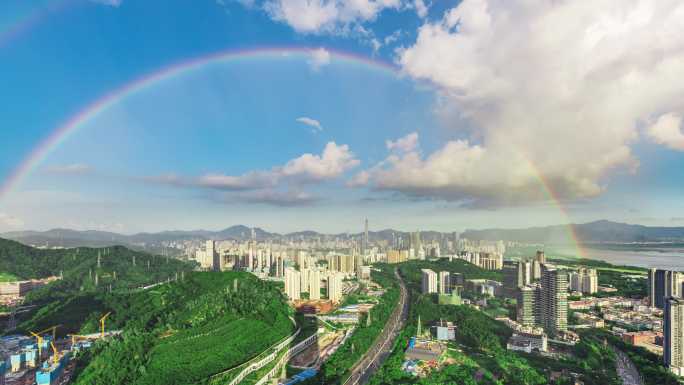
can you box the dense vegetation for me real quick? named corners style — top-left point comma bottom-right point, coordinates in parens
top-left (0, 239), bottom-right (194, 335)
top-left (369, 260), bottom-right (623, 385)
top-left (71, 272), bottom-right (294, 385)
top-left (303, 264), bottom-right (400, 384)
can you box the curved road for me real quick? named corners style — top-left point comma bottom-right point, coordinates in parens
top-left (612, 346), bottom-right (643, 385)
top-left (343, 267), bottom-right (409, 385)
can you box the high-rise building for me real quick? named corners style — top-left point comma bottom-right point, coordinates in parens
top-left (438, 271), bottom-right (451, 294)
top-left (340, 254), bottom-right (355, 274)
top-left (421, 269), bottom-right (438, 294)
top-left (387, 250), bottom-right (406, 264)
top-left (649, 269), bottom-right (684, 309)
top-left (284, 268), bottom-right (301, 301)
top-left (569, 268), bottom-right (598, 295)
top-left (363, 218), bottom-right (369, 255)
top-left (535, 250), bottom-right (546, 264)
top-left (503, 261), bottom-right (526, 298)
top-left (665, 297), bottom-right (684, 376)
top-left (327, 272), bottom-right (343, 303)
top-left (539, 264), bottom-right (568, 336)
top-left (300, 268), bottom-right (311, 294)
top-left (532, 260), bottom-right (542, 281)
top-left (309, 269), bottom-right (321, 300)
top-left (198, 240), bottom-right (218, 271)
top-left (411, 232), bottom-right (422, 257)
top-left (517, 285), bottom-right (538, 327)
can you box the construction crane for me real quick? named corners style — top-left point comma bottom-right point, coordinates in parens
top-left (49, 341), bottom-right (59, 365)
top-left (29, 325), bottom-right (60, 357)
top-left (99, 312), bottom-right (112, 338)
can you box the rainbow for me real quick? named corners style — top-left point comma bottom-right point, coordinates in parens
top-left (0, 44), bottom-right (585, 258)
top-left (0, 47), bottom-right (397, 200)
top-left (523, 156), bottom-right (586, 258)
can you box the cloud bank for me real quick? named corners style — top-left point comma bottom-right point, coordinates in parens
top-left (148, 142), bottom-right (359, 206)
top-left (354, 0), bottom-right (684, 207)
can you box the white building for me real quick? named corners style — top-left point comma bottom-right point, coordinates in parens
top-left (327, 272), bottom-right (343, 303)
top-left (421, 269), bottom-right (438, 294)
top-left (309, 269), bottom-right (321, 300)
top-left (301, 268), bottom-right (311, 294)
top-left (665, 297), bottom-right (684, 376)
top-left (284, 268), bottom-right (301, 301)
top-left (569, 268), bottom-right (598, 295)
top-left (438, 271), bottom-right (451, 294)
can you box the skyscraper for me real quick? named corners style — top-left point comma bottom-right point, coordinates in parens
top-left (665, 297), bottom-right (684, 376)
top-left (300, 268), bottom-right (311, 294)
top-left (199, 240), bottom-right (219, 271)
top-left (309, 269), bottom-right (321, 300)
top-left (539, 264), bottom-right (568, 336)
top-left (327, 272), bottom-right (343, 303)
top-left (649, 269), bottom-right (684, 309)
top-left (284, 268), bottom-right (301, 301)
top-left (517, 285), bottom-right (538, 327)
top-left (363, 218), bottom-right (369, 255)
top-left (438, 271), bottom-right (451, 294)
top-left (503, 261), bottom-right (526, 298)
top-left (421, 269), bottom-right (437, 294)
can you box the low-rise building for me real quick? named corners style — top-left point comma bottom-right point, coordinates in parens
top-left (507, 332), bottom-right (548, 353)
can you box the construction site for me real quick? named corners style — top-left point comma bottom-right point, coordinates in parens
top-left (0, 313), bottom-right (117, 385)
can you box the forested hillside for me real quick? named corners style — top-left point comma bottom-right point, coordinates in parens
top-left (0, 238), bottom-right (193, 335)
top-left (70, 272), bottom-right (294, 385)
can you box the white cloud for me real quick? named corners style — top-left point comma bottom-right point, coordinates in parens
top-left (375, 0), bottom-right (684, 206)
top-left (383, 29), bottom-right (402, 45)
top-left (148, 142), bottom-right (359, 191)
top-left (308, 47), bottom-right (331, 70)
top-left (296, 116), bottom-right (324, 132)
top-left (647, 113), bottom-right (684, 151)
top-left (90, 0), bottom-right (122, 6)
top-left (45, 163), bottom-right (93, 175)
top-left (413, 0), bottom-right (428, 18)
top-left (263, 0), bottom-right (402, 34)
top-left (386, 132), bottom-right (419, 153)
top-left (281, 142), bottom-right (360, 181)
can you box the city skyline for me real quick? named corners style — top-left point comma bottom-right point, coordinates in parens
top-left (2, 1), bottom-right (684, 234)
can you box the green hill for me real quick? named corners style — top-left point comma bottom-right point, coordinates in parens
top-left (71, 272), bottom-right (294, 385)
top-left (0, 237), bottom-right (193, 335)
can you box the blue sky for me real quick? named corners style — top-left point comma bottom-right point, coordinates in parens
top-left (1, 0), bottom-right (684, 233)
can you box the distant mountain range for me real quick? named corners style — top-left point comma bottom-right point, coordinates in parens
top-left (4, 220), bottom-right (684, 251)
top-left (462, 220), bottom-right (684, 244)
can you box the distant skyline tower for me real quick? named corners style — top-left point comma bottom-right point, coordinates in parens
top-left (363, 218), bottom-right (369, 254)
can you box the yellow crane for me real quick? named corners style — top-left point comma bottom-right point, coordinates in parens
top-left (49, 341), bottom-right (59, 365)
top-left (29, 325), bottom-right (60, 357)
top-left (99, 312), bottom-right (112, 338)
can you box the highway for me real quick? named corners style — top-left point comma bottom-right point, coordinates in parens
top-left (343, 267), bottom-right (409, 385)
